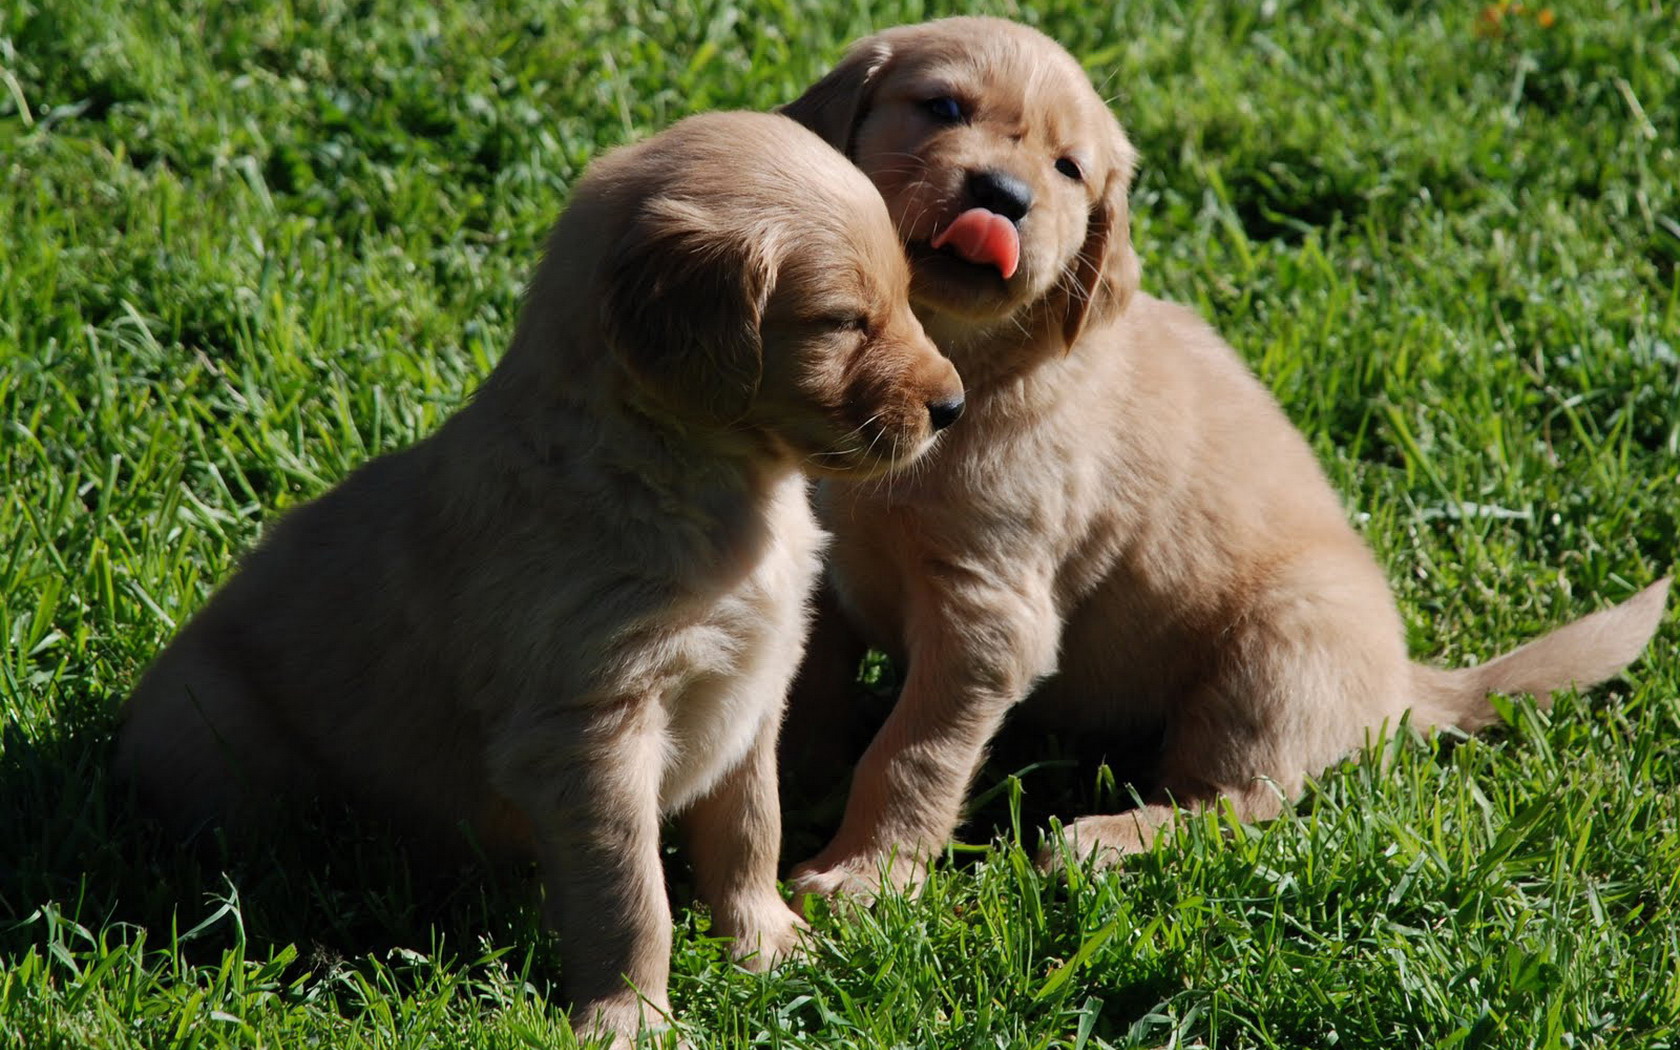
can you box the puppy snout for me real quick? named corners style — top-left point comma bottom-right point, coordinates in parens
top-left (926, 395), bottom-right (965, 432)
top-left (966, 169), bottom-right (1034, 223)
top-left (922, 355), bottom-right (965, 434)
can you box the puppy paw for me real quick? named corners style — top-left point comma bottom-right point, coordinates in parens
top-left (788, 860), bottom-right (883, 911)
top-left (1036, 815), bottom-right (1151, 874)
top-left (572, 992), bottom-right (674, 1049)
top-left (719, 899), bottom-right (808, 972)
top-left (788, 852), bottom-right (926, 914)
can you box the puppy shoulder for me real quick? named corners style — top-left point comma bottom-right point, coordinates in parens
top-left (1121, 293), bottom-right (1226, 354)
top-left (1115, 294), bottom-right (1269, 393)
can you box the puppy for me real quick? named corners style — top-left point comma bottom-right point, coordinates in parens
top-left (778, 17), bottom-right (1670, 898)
top-left (115, 110), bottom-right (962, 1043)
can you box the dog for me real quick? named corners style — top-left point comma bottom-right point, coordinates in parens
top-left (114, 110), bottom-right (963, 1043)
top-left (776, 16), bottom-right (1670, 900)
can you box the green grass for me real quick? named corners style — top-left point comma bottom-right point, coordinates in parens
top-left (3, 0), bottom-right (1678, 1045)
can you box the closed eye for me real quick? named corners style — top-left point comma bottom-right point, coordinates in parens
top-left (921, 95), bottom-right (965, 124)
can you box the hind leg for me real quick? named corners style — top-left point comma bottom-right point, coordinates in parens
top-left (1043, 563), bottom-right (1411, 869)
top-left (114, 639), bottom-right (316, 836)
top-left (1043, 783), bottom-right (1292, 867)
top-left (1038, 683), bottom-right (1302, 870)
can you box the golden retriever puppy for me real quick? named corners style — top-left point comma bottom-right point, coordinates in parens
top-left (778, 17), bottom-right (1670, 898)
top-left (115, 110), bottom-right (962, 1043)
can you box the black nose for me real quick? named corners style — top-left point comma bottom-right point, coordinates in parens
top-left (966, 169), bottom-right (1034, 223)
top-left (927, 395), bottom-right (965, 432)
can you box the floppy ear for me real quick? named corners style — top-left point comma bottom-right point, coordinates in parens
top-left (1061, 152), bottom-right (1143, 349)
top-left (778, 37), bottom-right (894, 155)
top-left (600, 198), bottom-right (779, 423)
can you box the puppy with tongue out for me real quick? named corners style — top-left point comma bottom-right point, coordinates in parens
top-left (780, 18), bottom-right (1667, 915)
top-left (774, 18), bottom-right (1149, 899)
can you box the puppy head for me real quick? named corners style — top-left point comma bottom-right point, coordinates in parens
top-left (783, 18), bottom-right (1142, 350)
top-left (593, 111), bottom-right (963, 476)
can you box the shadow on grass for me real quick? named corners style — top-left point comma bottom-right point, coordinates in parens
top-left (0, 702), bottom-right (555, 991)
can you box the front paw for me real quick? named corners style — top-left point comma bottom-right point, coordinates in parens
top-left (788, 851), bottom-right (926, 913)
top-left (718, 899), bottom-right (808, 972)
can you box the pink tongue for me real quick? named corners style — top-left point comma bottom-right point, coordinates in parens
top-left (930, 208), bottom-right (1020, 279)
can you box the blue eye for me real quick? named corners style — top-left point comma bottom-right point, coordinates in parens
top-left (922, 96), bottom-right (964, 123)
top-left (1055, 157), bottom-right (1083, 181)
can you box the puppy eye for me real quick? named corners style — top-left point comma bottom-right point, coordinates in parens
top-left (824, 313), bottom-right (870, 334)
top-left (921, 96), bottom-right (964, 124)
top-left (1055, 157), bottom-right (1084, 181)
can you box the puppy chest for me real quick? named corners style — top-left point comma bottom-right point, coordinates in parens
top-left (655, 550), bottom-right (819, 811)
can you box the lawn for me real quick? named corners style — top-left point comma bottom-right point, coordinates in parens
top-left (2, 0), bottom-right (1678, 1046)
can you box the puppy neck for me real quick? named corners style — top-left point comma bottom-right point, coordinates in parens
top-left (916, 303), bottom-right (1071, 397)
top-left (615, 385), bottom-right (795, 484)
top-left (595, 395), bottom-right (813, 588)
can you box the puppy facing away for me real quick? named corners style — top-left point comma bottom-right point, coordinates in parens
top-left (115, 110), bottom-right (962, 1043)
top-left (778, 17), bottom-right (1671, 899)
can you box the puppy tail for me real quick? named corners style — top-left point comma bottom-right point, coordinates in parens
top-left (1412, 577), bottom-right (1670, 732)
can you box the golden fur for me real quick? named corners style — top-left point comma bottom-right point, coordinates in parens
top-left (779, 17), bottom-right (1670, 898)
top-left (115, 111), bottom-right (961, 1043)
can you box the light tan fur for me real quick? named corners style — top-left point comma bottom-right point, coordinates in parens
top-left (778, 17), bottom-right (1670, 898)
top-left (114, 111), bottom-right (962, 1044)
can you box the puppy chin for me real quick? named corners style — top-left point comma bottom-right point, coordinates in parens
top-left (906, 243), bottom-right (1037, 322)
top-left (802, 434), bottom-right (937, 480)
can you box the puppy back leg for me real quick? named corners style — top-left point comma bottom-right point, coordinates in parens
top-left (115, 640), bottom-right (316, 835)
top-left (790, 576), bottom-right (1059, 903)
top-left (1042, 783), bottom-right (1293, 868)
top-left (683, 713), bottom-right (805, 970)
top-left (1043, 687), bottom-right (1311, 870)
top-left (1046, 570), bottom-right (1409, 870)
top-left (490, 706), bottom-right (671, 1046)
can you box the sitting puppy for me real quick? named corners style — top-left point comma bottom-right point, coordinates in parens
top-left (777, 17), bottom-right (1670, 899)
top-left (115, 110), bottom-right (963, 1043)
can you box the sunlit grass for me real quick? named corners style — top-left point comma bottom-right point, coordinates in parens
top-left (2, 0), bottom-right (1676, 1046)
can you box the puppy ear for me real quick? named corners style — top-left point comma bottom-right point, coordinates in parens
top-left (600, 198), bottom-right (778, 423)
top-left (1061, 148), bottom-right (1143, 348)
top-left (779, 38), bottom-right (894, 155)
